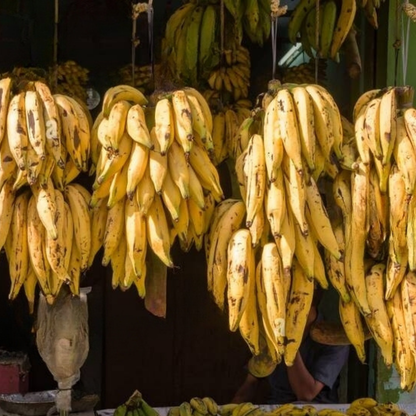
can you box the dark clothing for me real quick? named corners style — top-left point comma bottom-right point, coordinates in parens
top-left (266, 334), bottom-right (350, 404)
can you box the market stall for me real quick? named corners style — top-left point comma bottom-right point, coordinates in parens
top-left (0, 0), bottom-right (415, 414)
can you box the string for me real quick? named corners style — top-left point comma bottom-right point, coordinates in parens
top-left (271, 1), bottom-right (278, 80)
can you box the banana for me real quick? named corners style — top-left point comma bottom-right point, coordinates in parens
top-left (187, 93), bottom-right (214, 154)
top-left (23, 265), bottom-right (38, 314)
top-left (339, 297), bottom-right (366, 363)
top-left (103, 99), bottom-right (131, 152)
top-left (363, 97), bottom-right (383, 160)
top-left (207, 199), bottom-right (246, 309)
top-left (198, 4), bottom-right (217, 74)
top-left (379, 87), bottom-right (397, 166)
top-left (354, 105), bottom-right (371, 165)
top-left (394, 114), bottom-right (416, 194)
top-left (27, 194), bottom-right (51, 296)
top-left (68, 236), bottom-right (81, 296)
top-left (185, 5), bottom-right (205, 84)
top-left (350, 398), bottom-right (377, 409)
top-left (127, 104), bottom-right (154, 150)
top-left (325, 221), bottom-right (351, 303)
top-left (245, 134), bottom-right (266, 227)
top-left (88, 196), bottom-right (108, 268)
top-left (202, 398), bottom-right (218, 416)
top-left (65, 95), bottom-right (91, 172)
top-left (102, 198), bottom-right (125, 266)
top-left (284, 258), bottom-right (315, 366)
top-left (263, 97), bottom-right (284, 182)
top-left (282, 154), bottom-right (308, 236)
top-left (387, 286), bottom-right (416, 391)
top-left (262, 242), bottom-right (288, 356)
top-left (161, 168), bottom-right (181, 222)
top-left (266, 168), bottom-right (286, 238)
top-left (34, 81), bottom-right (64, 168)
top-left (125, 196), bottom-right (147, 277)
top-left (149, 127), bottom-right (168, 193)
top-left (44, 189), bottom-right (71, 282)
top-left (401, 271), bottom-right (416, 366)
top-left (0, 77), bottom-right (12, 144)
top-left (25, 90), bottom-right (46, 161)
top-left (107, 160), bottom-right (128, 209)
top-left (353, 89), bottom-right (381, 123)
top-left (330, 0), bottom-right (357, 59)
top-left (110, 230), bottom-right (126, 289)
top-left (64, 184), bottom-right (91, 271)
top-left (320, 0), bottom-right (337, 58)
top-left (126, 141), bottom-right (149, 199)
top-left (364, 263), bottom-right (393, 366)
top-left (153, 98), bottom-right (174, 155)
top-left (89, 111), bottom-right (103, 175)
top-left (6, 191), bottom-right (30, 300)
top-left (211, 112), bottom-right (226, 165)
top-left (183, 87), bottom-right (213, 134)
top-left (287, 0), bottom-right (316, 44)
top-left (227, 228), bottom-right (254, 331)
top-left (135, 166), bottom-right (155, 216)
top-left (146, 194), bottom-right (174, 268)
top-left (276, 88), bottom-right (304, 175)
top-left (404, 107), bottom-right (416, 150)
top-left (291, 86), bottom-right (316, 171)
top-left (7, 92), bottom-right (28, 171)
top-left (172, 90), bottom-right (194, 155)
top-left (305, 176), bottom-right (341, 259)
top-left (102, 84), bottom-right (148, 118)
top-left (0, 135), bottom-right (17, 190)
top-left (167, 140), bottom-right (190, 199)
top-left (276, 199), bottom-right (296, 276)
top-left (304, 85), bottom-right (335, 163)
top-left (345, 161), bottom-right (371, 316)
top-left (189, 142), bottom-right (223, 201)
top-left (31, 177), bottom-right (58, 240)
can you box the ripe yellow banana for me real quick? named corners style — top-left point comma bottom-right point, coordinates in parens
top-left (330, 0), bottom-right (357, 59)
top-left (266, 168), bottom-right (286, 238)
top-left (102, 197), bottom-right (125, 266)
top-left (7, 191), bottom-right (30, 300)
top-left (172, 90), bottom-right (194, 155)
top-left (227, 228), bottom-right (254, 332)
top-left (25, 90), bottom-right (46, 161)
top-left (7, 92), bottom-right (28, 171)
top-left (0, 136), bottom-right (18, 190)
top-left (127, 103), bottom-right (154, 150)
top-left (102, 84), bottom-right (148, 118)
top-left (284, 258), bottom-right (314, 366)
top-left (160, 168), bottom-right (181, 222)
top-left (135, 166), bottom-right (155, 216)
top-left (146, 194), bottom-right (174, 268)
top-left (0, 77), bottom-right (12, 144)
top-left (126, 141), bottom-right (149, 199)
top-left (167, 140), bottom-right (190, 199)
top-left (379, 87), bottom-right (397, 166)
top-left (0, 179), bottom-right (15, 251)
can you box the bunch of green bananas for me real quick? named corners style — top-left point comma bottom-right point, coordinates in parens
top-left (288, 0), bottom-right (357, 61)
top-left (48, 60), bottom-right (89, 102)
top-left (114, 390), bottom-right (159, 416)
top-left (221, 0), bottom-right (272, 46)
top-left (281, 60), bottom-right (327, 86)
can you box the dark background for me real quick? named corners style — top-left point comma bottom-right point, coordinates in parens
top-left (0, 0), bottom-right (369, 410)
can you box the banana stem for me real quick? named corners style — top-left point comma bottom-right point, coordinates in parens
top-left (396, 85), bottom-right (414, 109)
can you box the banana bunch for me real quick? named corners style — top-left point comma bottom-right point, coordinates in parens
top-left (210, 100), bottom-right (254, 165)
top-left (114, 390), bottom-right (159, 416)
top-left (206, 46), bottom-right (251, 101)
top-left (3, 181), bottom-right (93, 308)
top-left (0, 67), bottom-right (48, 85)
top-left (281, 60), bottom-right (327, 86)
top-left (48, 60), bottom-right (89, 102)
top-left (168, 397), bottom-right (222, 416)
top-left (161, 2), bottom-right (221, 86)
top-left (222, 0), bottom-right (272, 46)
top-left (1, 78), bottom-right (92, 191)
top-left (205, 82), bottom-right (346, 366)
top-left (118, 64), bottom-right (161, 94)
top-left (288, 0), bottom-right (357, 61)
top-left (328, 85), bottom-right (416, 389)
top-left (90, 85), bottom-right (224, 294)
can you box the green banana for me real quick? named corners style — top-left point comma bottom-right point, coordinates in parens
top-left (190, 397), bottom-right (208, 415)
top-left (202, 397), bottom-right (219, 416)
top-left (114, 404), bottom-right (128, 416)
top-left (140, 398), bottom-right (160, 416)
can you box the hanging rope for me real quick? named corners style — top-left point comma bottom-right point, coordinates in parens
top-left (220, 0), bottom-right (225, 66)
top-left (401, 1), bottom-right (411, 85)
top-left (53, 0), bottom-right (59, 90)
top-left (393, 0), bottom-right (402, 86)
top-left (314, 0), bottom-right (320, 84)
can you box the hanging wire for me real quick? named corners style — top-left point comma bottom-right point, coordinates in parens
top-left (148, 0), bottom-right (154, 83)
top-left (53, 0), bottom-right (59, 90)
top-left (314, 0), bottom-right (320, 84)
top-left (271, 0), bottom-right (288, 79)
top-left (401, 2), bottom-right (411, 85)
